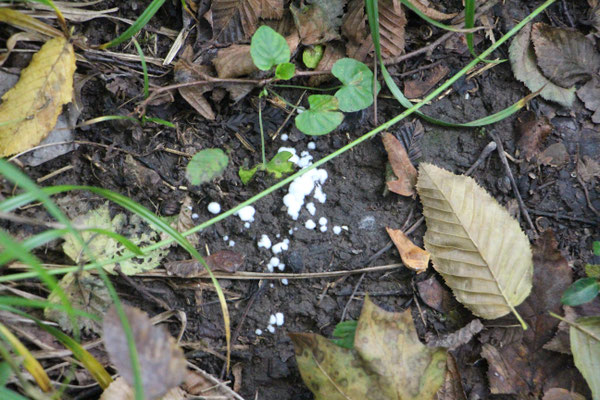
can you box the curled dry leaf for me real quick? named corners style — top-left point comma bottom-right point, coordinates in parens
top-left (538, 142), bottom-right (569, 168)
top-left (0, 37), bottom-right (76, 157)
top-left (417, 276), bottom-right (456, 314)
top-left (290, 0), bottom-right (344, 45)
top-left (174, 55), bottom-right (215, 121)
top-left (417, 163), bottom-right (533, 321)
top-left (103, 305), bottom-right (187, 400)
top-left (515, 111), bottom-right (553, 162)
top-left (426, 319), bottom-right (484, 350)
top-left (291, 296), bottom-right (447, 400)
top-left (165, 250), bottom-right (244, 278)
top-left (509, 24), bottom-right (575, 108)
top-left (386, 227), bottom-right (429, 273)
top-left (211, 0), bottom-right (261, 44)
top-left (182, 368), bottom-right (239, 399)
top-left (412, 0), bottom-right (458, 21)
top-left (577, 78), bottom-right (600, 124)
top-left (531, 23), bottom-right (600, 88)
top-left (382, 132), bottom-right (417, 196)
top-left (213, 45), bottom-right (257, 78)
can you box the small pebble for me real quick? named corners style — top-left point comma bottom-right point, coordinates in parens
top-left (281, 133), bottom-right (289, 141)
top-left (307, 141), bottom-right (316, 150)
top-left (207, 202), bottom-right (221, 214)
top-left (275, 312), bottom-right (284, 326)
top-left (305, 219), bottom-right (316, 230)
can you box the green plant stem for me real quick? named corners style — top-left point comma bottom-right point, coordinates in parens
top-left (258, 97), bottom-right (266, 166)
top-left (273, 84), bottom-right (342, 91)
top-left (0, 0), bottom-right (556, 285)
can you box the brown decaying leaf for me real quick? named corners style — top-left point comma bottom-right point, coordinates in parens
top-left (412, 0), bottom-right (457, 21)
top-left (395, 120), bottom-right (424, 163)
top-left (544, 306), bottom-right (578, 354)
top-left (123, 155), bottom-right (162, 188)
top-left (174, 49), bottom-right (216, 120)
top-left (577, 78), bottom-right (600, 124)
top-left (308, 44), bottom-right (345, 87)
top-left (211, 0), bottom-right (261, 44)
top-left (259, 0), bottom-right (283, 19)
top-left (531, 23), bottom-right (600, 88)
top-left (508, 23), bottom-right (576, 108)
top-left (386, 227), bottom-right (429, 273)
top-left (481, 230), bottom-right (587, 397)
top-left (577, 155), bottom-right (600, 182)
top-left (538, 142), bottom-right (569, 168)
top-left (404, 64), bottom-right (450, 99)
top-left (100, 377), bottom-right (186, 400)
top-left (0, 37), bottom-right (75, 157)
top-left (435, 353), bottom-right (467, 400)
top-left (182, 368), bottom-right (238, 399)
top-left (426, 319), bottom-right (484, 350)
top-left (290, 0), bottom-right (343, 45)
top-left (171, 196), bottom-right (200, 247)
top-left (378, 0), bottom-right (407, 58)
top-left (342, 0), bottom-right (367, 45)
top-left (212, 44), bottom-right (257, 78)
top-left (291, 296), bottom-right (447, 400)
top-left (103, 305), bottom-right (187, 400)
top-left (589, 0), bottom-right (600, 32)
top-left (165, 250), bottom-right (244, 278)
top-left (516, 111), bottom-right (553, 162)
top-left (542, 388), bottom-right (586, 400)
top-left (382, 132), bottom-right (417, 196)
top-left (416, 276), bottom-right (456, 314)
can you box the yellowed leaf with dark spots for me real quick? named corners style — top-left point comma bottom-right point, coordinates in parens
top-left (0, 36), bottom-right (75, 156)
top-left (386, 227), bottom-right (430, 273)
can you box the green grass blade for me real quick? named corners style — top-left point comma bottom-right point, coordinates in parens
top-left (131, 37), bottom-right (149, 99)
top-left (464, 0), bottom-right (504, 63)
top-left (99, 0), bottom-right (167, 49)
top-left (0, 229), bottom-right (67, 266)
top-left (399, 0), bottom-right (469, 32)
top-left (0, 387), bottom-right (29, 400)
top-left (142, 116), bottom-right (175, 127)
top-left (0, 298), bottom-right (98, 320)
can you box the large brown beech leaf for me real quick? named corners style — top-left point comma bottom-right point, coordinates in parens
top-left (378, 0), bottom-right (407, 58)
top-left (210, 0), bottom-right (261, 44)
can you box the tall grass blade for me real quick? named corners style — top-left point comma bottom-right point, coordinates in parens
top-left (131, 37), bottom-right (149, 99)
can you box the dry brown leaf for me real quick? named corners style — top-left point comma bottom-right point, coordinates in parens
top-left (212, 44), bottom-right (257, 78)
top-left (290, 0), bottom-right (343, 45)
top-left (544, 306), bottom-right (577, 354)
top-left (589, 0), bottom-right (600, 32)
top-left (174, 50), bottom-right (216, 120)
top-left (417, 276), bottom-right (456, 314)
top-left (123, 155), bottom-right (162, 188)
top-left (404, 65), bottom-right (450, 99)
top-left (531, 23), bottom-right (600, 88)
top-left (386, 227), bottom-right (429, 273)
top-left (211, 0), bottom-right (261, 44)
top-left (165, 250), bottom-right (244, 278)
top-left (412, 0), bottom-right (458, 21)
top-left (542, 388), bottom-right (586, 400)
top-left (100, 377), bottom-right (186, 400)
top-left (169, 196), bottom-right (200, 247)
top-left (383, 132), bottom-right (417, 196)
top-left (378, 0), bottom-right (407, 58)
top-left (259, 0), bottom-right (283, 19)
top-left (308, 44), bottom-right (344, 87)
top-left (516, 111), bottom-right (553, 162)
top-left (577, 155), bottom-right (600, 182)
top-left (395, 120), bottom-right (424, 164)
top-left (103, 305), bottom-right (187, 400)
top-left (538, 142), bottom-right (569, 168)
top-left (577, 78), bottom-right (600, 123)
top-left (182, 368), bottom-right (238, 399)
top-left (342, 0), bottom-right (368, 45)
top-left (427, 319), bottom-right (484, 351)
top-left (0, 36), bottom-right (75, 157)
top-left (435, 354), bottom-right (466, 400)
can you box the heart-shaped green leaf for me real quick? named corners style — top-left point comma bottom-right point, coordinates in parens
top-left (186, 149), bottom-right (228, 185)
top-left (266, 151), bottom-right (295, 177)
top-left (295, 95), bottom-right (344, 136)
top-left (332, 58), bottom-right (380, 112)
top-left (250, 26), bottom-right (290, 71)
top-left (275, 62), bottom-right (296, 80)
top-left (303, 45), bottom-right (324, 69)
top-left (239, 165), bottom-right (258, 185)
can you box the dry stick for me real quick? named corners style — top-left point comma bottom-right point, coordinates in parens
top-left (271, 91), bottom-right (305, 140)
top-left (576, 174), bottom-right (600, 217)
top-left (489, 133), bottom-right (537, 236)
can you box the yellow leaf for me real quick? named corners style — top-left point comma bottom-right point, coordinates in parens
top-left (386, 227), bottom-right (430, 273)
top-left (416, 163), bottom-right (533, 325)
top-left (0, 36), bottom-right (75, 157)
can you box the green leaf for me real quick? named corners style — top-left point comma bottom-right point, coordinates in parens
top-left (239, 165), bottom-right (259, 185)
top-left (332, 58), bottom-right (380, 112)
top-left (185, 148), bottom-right (228, 185)
top-left (266, 151), bottom-right (295, 178)
top-left (561, 278), bottom-right (600, 306)
top-left (99, 0), bottom-right (166, 49)
top-left (250, 25), bottom-right (290, 71)
top-left (594, 241), bottom-right (600, 256)
top-left (275, 62), bottom-right (296, 80)
top-left (586, 264), bottom-right (600, 278)
top-left (303, 45), bottom-right (324, 69)
top-left (295, 95), bottom-right (344, 136)
top-left (0, 362), bottom-right (12, 387)
top-left (332, 320), bottom-right (357, 349)
top-left (569, 317), bottom-right (600, 400)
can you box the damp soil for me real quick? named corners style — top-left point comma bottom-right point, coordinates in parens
top-left (1, 0), bottom-right (599, 399)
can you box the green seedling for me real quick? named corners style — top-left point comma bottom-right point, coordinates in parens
top-left (186, 148), bottom-right (229, 186)
top-left (303, 45), bottom-right (324, 69)
top-left (331, 320), bottom-right (357, 349)
top-left (239, 151), bottom-right (295, 184)
top-left (562, 241), bottom-right (600, 306)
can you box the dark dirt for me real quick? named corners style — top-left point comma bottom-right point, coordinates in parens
top-left (1, 0), bottom-right (599, 399)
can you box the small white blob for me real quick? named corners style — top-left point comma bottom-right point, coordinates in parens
top-left (333, 226), bottom-right (342, 235)
top-left (207, 202), bottom-right (221, 214)
top-left (255, 328), bottom-right (263, 335)
top-left (305, 219), bottom-right (316, 230)
top-left (269, 314), bottom-right (277, 325)
top-left (275, 312), bottom-right (284, 326)
top-left (307, 141), bottom-right (316, 150)
top-left (318, 217), bottom-right (327, 226)
top-left (288, 228), bottom-right (294, 235)
top-left (228, 240), bottom-right (235, 247)
top-left (320, 225), bottom-right (328, 232)
top-left (276, 233), bottom-right (280, 238)
top-left (236, 205), bottom-right (255, 222)
top-left (187, 205), bottom-right (193, 210)
top-left (281, 278), bottom-right (289, 285)
top-left (281, 133), bottom-right (289, 141)
top-left (191, 213), bottom-right (199, 220)
top-left (277, 263), bottom-right (285, 271)
top-left (306, 202), bottom-right (316, 216)
top-left (314, 185), bottom-right (327, 203)
top-left (272, 239), bottom-right (289, 254)
top-left (244, 222), bottom-right (250, 228)
top-left (258, 234), bottom-right (272, 249)
top-left (267, 325), bottom-right (276, 333)
top-left (223, 235), bottom-right (229, 241)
